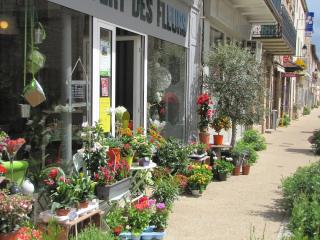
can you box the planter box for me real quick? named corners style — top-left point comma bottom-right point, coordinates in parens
top-left (119, 230), bottom-right (165, 240)
top-left (96, 177), bottom-right (131, 201)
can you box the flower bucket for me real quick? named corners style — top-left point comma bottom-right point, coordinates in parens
top-left (199, 132), bottom-right (210, 145)
top-left (108, 148), bottom-right (121, 163)
top-left (19, 104), bottom-right (30, 118)
top-left (23, 79), bottom-right (46, 107)
top-left (242, 164), bottom-right (251, 175)
top-left (213, 135), bottom-right (223, 145)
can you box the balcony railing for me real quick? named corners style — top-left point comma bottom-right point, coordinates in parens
top-left (251, 5), bottom-right (296, 53)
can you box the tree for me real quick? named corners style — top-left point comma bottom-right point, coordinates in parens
top-left (204, 43), bottom-right (265, 147)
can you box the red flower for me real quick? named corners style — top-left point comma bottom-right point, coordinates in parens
top-left (43, 179), bottom-right (55, 186)
top-left (48, 168), bottom-right (58, 179)
top-left (113, 225), bottom-right (123, 236)
top-left (197, 93), bottom-right (210, 105)
top-left (0, 164), bottom-right (7, 175)
top-left (138, 196), bottom-right (149, 204)
top-left (6, 138), bottom-right (26, 155)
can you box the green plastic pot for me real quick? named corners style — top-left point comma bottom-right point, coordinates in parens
top-left (2, 161), bottom-right (29, 185)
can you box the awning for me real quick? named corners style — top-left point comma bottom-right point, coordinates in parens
top-left (283, 62), bottom-right (303, 72)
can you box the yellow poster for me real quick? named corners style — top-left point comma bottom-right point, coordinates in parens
top-left (99, 97), bottom-right (111, 132)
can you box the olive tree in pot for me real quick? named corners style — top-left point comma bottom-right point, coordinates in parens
top-left (204, 43), bottom-right (265, 147)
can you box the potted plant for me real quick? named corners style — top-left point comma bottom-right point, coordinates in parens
top-left (42, 168), bottom-right (73, 216)
top-left (79, 123), bottom-right (108, 178)
top-left (121, 143), bottom-right (134, 167)
top-left (94, 159), bottom-right (131, 201)
top-left (0, 190), bottom-right (33, 239)
top-left (231, 141), bottom-right (258, 176)
top-left (196, 93), bottom-right (214, 145)
top-left (15, 226), bottom-right (42, 240)
top-left (214, 160), bottom-right (234, 181)
top-left (105, 137), bottom-right (123, 163)
top-left (187, 173), bottom-right (208, 196)
top-left (105, 206), bottom-right (126, 237)
top-left (211, 115), bottom-right (231, 145)
top-left (71, 173), bottom-right (96, 209)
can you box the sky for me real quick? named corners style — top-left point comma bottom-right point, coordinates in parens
top-left (306, 0), bottom-right (320, 57)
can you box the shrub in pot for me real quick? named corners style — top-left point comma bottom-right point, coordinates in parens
top-left (211, 115), bottom-right (231, 145)
top-left (152, 176), bottom-right (180, 209)
top-left (214, 160), bottom-right (234, 181)
top-left (242, 129), bottom-right (266, 151)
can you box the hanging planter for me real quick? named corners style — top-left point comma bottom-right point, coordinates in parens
top-left (26, 48), bottom-right (45, 75)
top-left (23, 78), bottom-right (46, 107)
top-left (34, 22), bottom-right (46, 44)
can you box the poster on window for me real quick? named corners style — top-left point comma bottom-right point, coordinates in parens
top-left (99, 97), bottom-right (111, 133)
top-left (100, 40), bottom-right (111, 77)
top-left (101, 77), bottom-right (109, 97)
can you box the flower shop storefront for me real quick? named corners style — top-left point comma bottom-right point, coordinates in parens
top-left (0, 0), bottom-right (190, 168)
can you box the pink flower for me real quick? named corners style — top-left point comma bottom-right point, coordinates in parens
top-left (156, 203), bottom-right (166, 210)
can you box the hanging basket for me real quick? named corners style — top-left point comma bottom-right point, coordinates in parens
top-left (23, 79), bottom-right (46, 107)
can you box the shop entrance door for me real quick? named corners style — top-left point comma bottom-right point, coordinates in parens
top-left (92, 19), bottom-right (116, 135)
top-left (116, 35), bottom-right (143, 130)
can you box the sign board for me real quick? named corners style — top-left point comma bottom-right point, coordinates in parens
top-left (282, 72), bottom-right (297, 77)
top-left (305, 12), bottom-right (314, 36)
top-left (48, 0), bottom-right (190, 47)
top-left (99, 97), bottom-right (111, 132)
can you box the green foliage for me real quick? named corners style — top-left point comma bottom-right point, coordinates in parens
top-left (312, 130), bottom-right (320, 155)
top-left (204, 43), bottom-right (264, 144)
top-left (152, 176), bottom-right (180, 208)
top-left (232, 140), bottom-right (258, 166)
top-left (288, 195), bottom-right (320, 239)
top-left (192, 143), bottom-right (207, 155)
top-left (279, 114), bottom-right (291, 127)
top-left (150, 208), bottom-right (170, 231)
top-left (127, 205), bottom-right (151, 236)
top-left (26, 48), bottom-right (46, 75)
top-left (214, 160), bottom-right (234, 174)
top-left (281, 162), bottom-right (320, 212)
top-left (42, 219), bottom-right (63, 240)
top-left (105, 206), bottom-right (126, 232)
top-left (303, 107), bottom-right (311, 115)
top-left (70, 225), bottom-right (113, 240)
top-left (71, 173), bottom-right (96, 203)
top-left (154, 137), bottom-right (193, 173)
top-left (243, 129), bottom-right (267, 151)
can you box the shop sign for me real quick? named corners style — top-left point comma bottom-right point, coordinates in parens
top-left (99, 97), bottom-right (111, 132)
top-left (49, 0), bottom-right (189, 46)
top-left (305, 12), bottom-right (314, 37)
top-left (282, 72), bottom-right (297, 77)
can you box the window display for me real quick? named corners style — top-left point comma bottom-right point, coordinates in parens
top-left (147, 37), bottom-right (187, 140)
top-left (0, 1), bottom-right (91, 176)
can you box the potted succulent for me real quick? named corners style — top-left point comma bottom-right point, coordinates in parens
top-left (211, 115), bottom-right (231, 145)
top-left (94, 159), bottom-right (131, 201)
top-left (71, 173), bottom-right (96, 209)
top-left (0, 190), bottom-right (33, 239)
top-left (196, 93), bottom-right (214, 145)
top-left (42, 168), bottom-right (74, 216)
top-left (214, 160), bottom-right (234, 181)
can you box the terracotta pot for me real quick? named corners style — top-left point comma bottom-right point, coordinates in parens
top-left (242, 164), bottom-right (251, 175)
top-left (78, 201), bottom-right (89, 209)
top-left (199, 132), bottom-right (210, 145)
top-left (233, 166), bottom-right (241, 176)
top-left (55, 208), bottom-right (71, 216)
top-left (108, 148), bottom-right (121, 163)
top-left (213, 134), bottom-right (223, 145)
top-left (0, 231), bottom-right (18, 240)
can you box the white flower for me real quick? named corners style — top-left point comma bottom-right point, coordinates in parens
top-left (26, 120), bottom-right (33, 126)
top-left (94, 142), bottom-right (102, 150)
top-left (77, 148), bottom-right (85, 154)
top-left (115, 106), bottom-right (127, 121)
top-left (80, 132), bottom-right (87, 138)
top-left (39, 119), bottom-right (45, 126)
top-left (82, 122), bottom-right (89, 128)
top-left (155, 92), bottom-right (162, 103)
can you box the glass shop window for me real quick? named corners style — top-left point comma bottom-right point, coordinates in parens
top-left (0, 0), bottom-right (91, 174)
top-left (147, 37), bottom-right (187, 140)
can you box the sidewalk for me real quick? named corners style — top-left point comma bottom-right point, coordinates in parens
top-left (166, 109), bottom-right (320, 240)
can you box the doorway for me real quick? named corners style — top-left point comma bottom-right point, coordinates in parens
top-left (116, 29), bottom-right (143, 130)
top-left (92, 19), bottom-right (146, 135)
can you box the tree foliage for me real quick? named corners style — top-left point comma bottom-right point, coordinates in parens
top-left (204, 43), bottom-right (265, 146)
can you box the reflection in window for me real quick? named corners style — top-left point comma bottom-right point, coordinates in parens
top-left (147, 37), bottom-right (187, 140)
top-left (0, 1), bottom-right (91, 173)
top-left (210, 27), bottom-right (224, 47)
